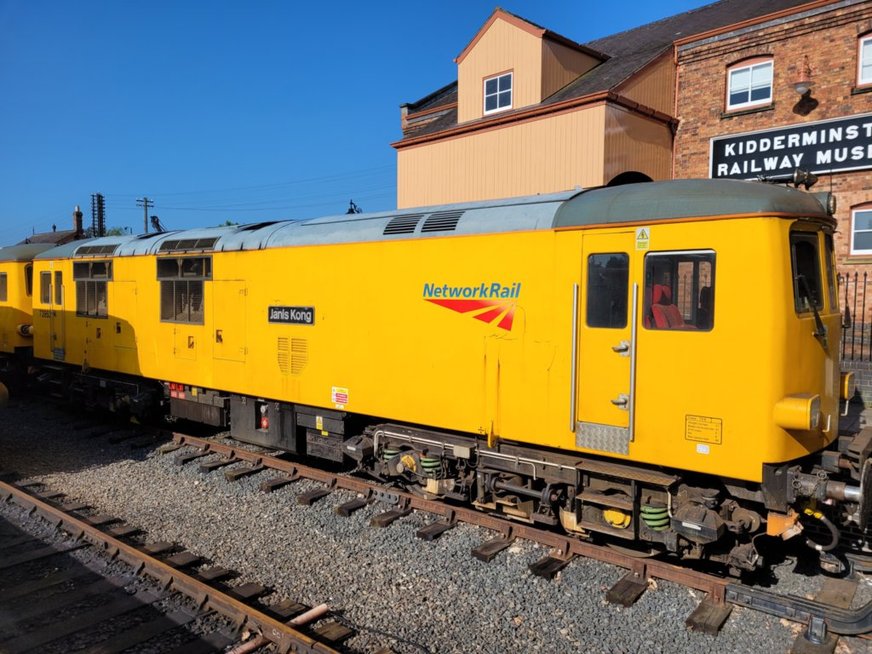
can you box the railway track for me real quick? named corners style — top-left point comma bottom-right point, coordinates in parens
top-left (0, 475), bottom-right (372, 654)
top-left (5, 406), bottom-right (872, 652)
top-left (162, 431), bottom-right (872, 652)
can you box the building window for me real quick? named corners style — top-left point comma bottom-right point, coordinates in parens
top-left (74, 260), bottom-right (111, 318)
top-left (483, 72), bottom-right (512, 114)
top-left (0, 273), bottom-right (7, 302)
top-left (726, 59), bottom-right (773, 111)
top-left (860, 34), bottom-right (872, 86)
top-left (851, 205), bottom-right (872, 255)
top-left (157, 256), bottom-right (211, 324)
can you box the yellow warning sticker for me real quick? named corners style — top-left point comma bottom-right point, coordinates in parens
top-left (635, 227), bottom-right (650, 251)
top-left (685, 415), bottom-right (722, 444)
top-left (315, 416), bottom-right (323, 431)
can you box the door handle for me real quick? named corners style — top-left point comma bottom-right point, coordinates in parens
top-left (611, 341), bottom-right (630, 355)
top-left (611, 394), bottom-right (629, 408)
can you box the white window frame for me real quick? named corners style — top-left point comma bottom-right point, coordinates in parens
top-left (483, 72), bottom-right (512, 115)
top-left (851, 206), bottom-right (872, 255)
top-left (859, 34), bottom-right (872, 86)
top-left (726, 59), bottom-right (773, 111)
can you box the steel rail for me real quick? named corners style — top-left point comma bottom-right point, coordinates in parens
top-left (171, 433), bottom-right (728, 602)
top-left (0, 478), bottom-right (341, 654)
top-left (171, 433), bottom-right (872, 637)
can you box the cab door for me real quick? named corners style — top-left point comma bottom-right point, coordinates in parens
top-left (48, 270), bottom-right (66, 361)
top-left (575, 232), bottom-right (639, 456)
top-left (212, 281), bottom-right (247, 363)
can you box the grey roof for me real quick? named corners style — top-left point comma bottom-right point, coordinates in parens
top-left (400, 0), bottom-right (819, 141)
top-left (34, 236), bottom-right (131, 260)
top-left (27, 181), bottom-right (831, 260)
top-left (0, 243), bottom-right (54, 263)
top-left (553, 179), bottom-right (830, 228)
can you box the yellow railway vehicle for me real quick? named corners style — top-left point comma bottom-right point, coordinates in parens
top-left (30, 179), bottom-right (868, 571)
top-left (0, 244), bottom-right (51, 354)
top-left (0, 243), bottom-right (53, 396)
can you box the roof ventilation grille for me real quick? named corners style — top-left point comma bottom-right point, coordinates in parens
top-left (159, 237), bottom-right (219, 252)
top-left (383, 213), bottom-right (424, 236)
top-left (240, 221), bottom-right (279, 232)
top-left (421, 210), bottom-right (464, 233)
top-left (75, 244), bottom-right (119, 257)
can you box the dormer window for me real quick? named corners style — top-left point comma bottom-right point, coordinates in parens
top-left (726, 58), bottom-right (773, 111)
top-left (484, 72), bottom-right (512, 114)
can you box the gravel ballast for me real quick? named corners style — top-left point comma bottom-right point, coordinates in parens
top-left (2, 398), bottom-right (871, 653)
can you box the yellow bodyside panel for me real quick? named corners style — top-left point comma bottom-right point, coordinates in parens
top-left (206, 232), bottom-right (576, 452)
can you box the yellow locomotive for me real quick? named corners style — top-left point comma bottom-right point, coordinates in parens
top-left (0, 243), bottom-right (53, 397)
top-left (26, 179), bottom-right (868, 570)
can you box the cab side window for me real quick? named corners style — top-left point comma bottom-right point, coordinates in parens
top-left (791, 232), bottom-right (823, 313)
top-left (74, 261), bottom-right (111, 318)
top-left (0, 273), bottom-right (7, 302)
top-left (644, 251), bottom-right (715, 331)
top-left (586, 253), bottom-right (629, 328)
top-left (157, 256), bottom-right (211, 324)
top-left (40, 271), bottom-right (51, 305)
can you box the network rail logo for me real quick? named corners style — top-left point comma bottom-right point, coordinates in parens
top-left (423, 282), bottom-right (521, 331)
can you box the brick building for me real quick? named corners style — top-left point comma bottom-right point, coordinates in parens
top-left (396, 0), bottom-right (872, 278)
top-left (673, 0), bottom-right (872, 283)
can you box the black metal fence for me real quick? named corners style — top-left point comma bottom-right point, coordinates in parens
top-left (841, 272), bottom-right (871, 362)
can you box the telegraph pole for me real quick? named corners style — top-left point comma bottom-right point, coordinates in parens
top-left (136, 197), bottom-right (154, 234)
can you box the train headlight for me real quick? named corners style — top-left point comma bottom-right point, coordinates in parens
top-left (774, 393), bottom-right (821, 431)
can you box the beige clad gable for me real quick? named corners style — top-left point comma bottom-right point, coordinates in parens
top-left (456, 10), bottom-right (599, 124)
top-left (541, 40), bottom-right (601, 101)
top-left (457, 16), bottom-right (542, 123)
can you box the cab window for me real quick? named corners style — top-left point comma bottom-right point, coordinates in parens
top-left (644, 251), bottom-right (715, 331)
top-left (586, 253), bottom-right (628, 328)
top-left (24, 265), bottom-right (32, 297)
top-left (791, 232), bottom-right (823, 313)
top-left (0, 273), bottom-right (6, 302)
top-left (40, 271), bottom-right (51, 305)
top-left (54, 271), bottom-right (63, 306)
top-left (825, 234), bottom-right (837, 310)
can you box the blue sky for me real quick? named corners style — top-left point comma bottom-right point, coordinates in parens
top-left (0, 0), bottom-right (710, 244)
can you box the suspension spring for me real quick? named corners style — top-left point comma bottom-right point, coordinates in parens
top-left (641, 505), bottom-right (670, 532)
top-left (420, 456), bottom-right (441, 476)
